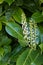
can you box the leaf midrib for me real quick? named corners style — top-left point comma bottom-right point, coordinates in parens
top-left (3, 21), bottom-right (23, 38)
top-left (23, 49), bottom-right (33, 65)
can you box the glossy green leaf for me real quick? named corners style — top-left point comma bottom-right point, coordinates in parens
top-left (1, 16), bottom-right (28, 47)
top-left (2, 20), bottom-right (28, 47)
top-left (16, 48), bottom-right (31, 65)
top-left (16, 48), bottom-right (43, 65)
top-left (5, 21), bottom-right (23, 38)
top-left (12, 7), bottom-right (24, 24)
top-left (32, 12), bottom-right (43, 23)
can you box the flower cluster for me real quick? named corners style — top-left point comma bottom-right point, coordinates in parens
top-left (21, 13), bottom-right (30, 44)
top-left (21, 13), bottom-right (39, 49)
top-left (29, 19), bottom-right (39, 48)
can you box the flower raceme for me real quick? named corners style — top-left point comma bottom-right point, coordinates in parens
top-left (21, 13), bottom-right (39, 49)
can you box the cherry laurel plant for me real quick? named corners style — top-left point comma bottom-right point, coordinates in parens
top-left (0, 0), bottom-right (43, 65)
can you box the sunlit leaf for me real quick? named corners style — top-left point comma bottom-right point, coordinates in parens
top-left (32, 12), bottom-right (43, 23)
top-left (0, 0), bottom-right (4, 4)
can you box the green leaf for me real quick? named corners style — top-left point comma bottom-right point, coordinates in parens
top-left (0, 48), bottom-right (4, 56)
top-left (5, 0), bottom-right (15, 5)
top-left (16, 48), bottom-right (43, 65)
top-left (0, 45), bottom-right (11, 61)
top-left (39, 43), bottom-right (43, 52)
top-left (1, 16), bottom-right (28, 47)
top-left (2, 20), bottom-right (28, 47)
top-left (32, 12), bottom-right (43, 23)
top-left (3, 45), bottom-right (11, 54)
top-left (5, 11), bottom-right (12, 21)
top-left (0, 34), bottom-right (11, 46)
top-left (5, 21), bottom-right (23, 38)
top-left (38, 24), bottom-right (43, 33)
top-left (0, 47), bottom-right (6, 61)
top-left (0, 22), bottom-right (2, 31)
top-left (12, 7), bottom-right (24, 24)
top-left (29, 49), bottom-right (43, 65)
top-left (0, 0), bottom-right (4, 4)
top-left (16, 48), bottom-right (31, 65)
top-left (10, 44), bottom-right (26, 62)
top-left (18, 38), bottom-right (29, 47)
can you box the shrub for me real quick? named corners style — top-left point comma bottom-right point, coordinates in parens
top-left (0, 0), bottom-right (43, 65)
